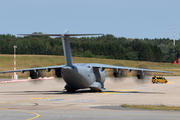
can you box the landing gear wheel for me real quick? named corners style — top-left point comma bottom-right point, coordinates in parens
top-left (91, 89), bottom-right (102, 92)
top-left (90, 88), bottom-right (102, 92)
top-left (66, 89), bottom-right (76, 92)
top-left (65, 84), bottom-right (76, 92)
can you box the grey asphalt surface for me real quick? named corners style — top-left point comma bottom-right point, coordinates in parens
top-left (1, 109), bottom-right (180, 120)
top-left (0, 76), bottom-right (180, 120)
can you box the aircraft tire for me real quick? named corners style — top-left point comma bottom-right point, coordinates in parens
top-left (91, 89), bottom-right (102, 92)
top-left (66, 89), bottom-right (76, 92)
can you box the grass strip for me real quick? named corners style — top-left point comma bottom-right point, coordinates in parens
top-left (121, 104), bottom-right (180, 111)
top-left (0, 54), bottom-right (176, 78)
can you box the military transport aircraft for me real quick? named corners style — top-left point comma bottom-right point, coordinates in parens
top-left (0, 30), bottom-right (173, 92)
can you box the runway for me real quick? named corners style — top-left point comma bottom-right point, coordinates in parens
top-left (0, 76), bottom-right (180, 120)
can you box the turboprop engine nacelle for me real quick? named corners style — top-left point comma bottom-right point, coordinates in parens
top-left (30, 70), bottom-right (39, 79)
top-left (113, 69), bottom-right (121, 77)
top-left (55, 68), bottom-right (62, 78)
top-left (137, 71), bottom-right (145, 79)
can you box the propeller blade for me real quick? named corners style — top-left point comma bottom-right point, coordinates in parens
top-left (27, 65), bottom-right (45, 85)
top-left (110, 63), bottom-right (128, 83)
top-left (53, 63), bottom-right (64, 82)
top-left (132, 64), bottom-right (152, 84)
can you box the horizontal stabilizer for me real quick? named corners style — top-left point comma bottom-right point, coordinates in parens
top-left (18, 33), bottom-right (103, 36)
top-left (18, 34), bottom-right (62, 36)
top-left (66, 34), bottom-right (103, 36)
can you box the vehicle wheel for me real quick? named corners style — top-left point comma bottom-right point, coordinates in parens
top-left (156, 81), bottom-right (158, 84)
top-left (153, 82), bottom-right (155, 84)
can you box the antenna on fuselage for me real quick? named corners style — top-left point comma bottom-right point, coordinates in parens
top-left (18, 30), bottom-right (102, 66)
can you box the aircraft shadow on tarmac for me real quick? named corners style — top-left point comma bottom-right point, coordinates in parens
top-left (0, 90), bottom-right (165, 95)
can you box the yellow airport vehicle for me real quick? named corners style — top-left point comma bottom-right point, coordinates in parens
top-left (152, 76), bottom-right (168, 84)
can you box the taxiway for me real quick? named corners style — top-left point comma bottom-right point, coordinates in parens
top-left (0, 76), bottom-right (179, 120)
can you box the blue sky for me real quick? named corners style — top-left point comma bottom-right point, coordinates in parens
top-left (0, 0), bottom-right (179, 39)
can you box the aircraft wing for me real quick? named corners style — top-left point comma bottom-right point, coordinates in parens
top-left (91, 63), bottom-right (173, 74)
top-left (0, 65), bottom-right (65, 74)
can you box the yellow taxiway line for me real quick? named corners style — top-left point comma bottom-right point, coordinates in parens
top-left (0, 108), bottom-right (40, 120)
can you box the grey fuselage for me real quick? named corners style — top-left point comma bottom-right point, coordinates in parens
top-left (61, 63), bottom-right (106, 91)
top-left (59, 30), bottom-right (106, 91)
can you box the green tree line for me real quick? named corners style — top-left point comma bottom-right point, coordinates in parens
top-left (0, 33), bottom-right (179, 63)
